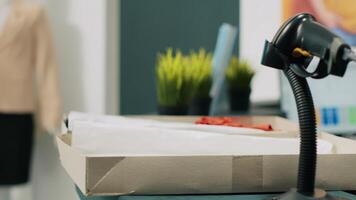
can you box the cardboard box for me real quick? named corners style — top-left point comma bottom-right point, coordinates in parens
top-left (57, 116), bottom-right (356, 196)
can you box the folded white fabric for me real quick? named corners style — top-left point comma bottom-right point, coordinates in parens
top-left (68, 111), bottom-right (266, 136)
top-left (70, 118), bottom-right (334, 156)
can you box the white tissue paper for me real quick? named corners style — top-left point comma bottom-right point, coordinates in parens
top-left (68, 111), bottom-right (265, 135)
top-left (68, 112), bottom-right (333, 156)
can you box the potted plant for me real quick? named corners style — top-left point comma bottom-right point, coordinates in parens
top-left (188, 49), bottom-right (213, 115)
top-left (225, 56), bottom-right (255, 112)
top-left (156, 48), bottom-right (196, 115)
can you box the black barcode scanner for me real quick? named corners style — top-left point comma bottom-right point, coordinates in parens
top-left (261, 13), bottom-right (356, 200)
top-left (262, 13), bottom-right (355, 79)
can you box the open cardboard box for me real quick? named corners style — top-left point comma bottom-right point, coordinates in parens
top-left (57, 116), bottom-right (356, 196)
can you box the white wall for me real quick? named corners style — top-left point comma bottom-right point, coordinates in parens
top-left (240, 0), bottom-right (282, 103)
top-left (30, 1), bottom-right (119, 200)
top-left (46, 0), bottom-right (108, 114)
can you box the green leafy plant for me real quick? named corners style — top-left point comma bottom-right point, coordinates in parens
top-left (156, 48), bottom-right (213, 108)
top-left (156, 48), bottom-right (196, 107)
top-left (226, 56), bottom-right (255, 89)
top-left (189, 49), bottom-right (213, 98)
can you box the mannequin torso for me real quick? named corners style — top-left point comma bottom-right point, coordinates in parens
top-left (0, 0), bottom-right (40, 200)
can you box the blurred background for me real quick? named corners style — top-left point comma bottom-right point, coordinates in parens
top-left (1, 0), bottom-right (356, 199)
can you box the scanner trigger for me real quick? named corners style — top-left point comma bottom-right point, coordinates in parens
top-left (292, 48), bottom-right (312, 58)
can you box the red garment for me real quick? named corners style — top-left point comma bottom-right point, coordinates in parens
top-left (195, 117), bottom-right (273, 131)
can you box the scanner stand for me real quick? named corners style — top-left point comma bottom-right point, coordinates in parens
top-left (270, 189), bottom-right (348, 200)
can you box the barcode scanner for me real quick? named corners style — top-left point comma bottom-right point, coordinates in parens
top-left (261, 13), bottom-right (356, 200)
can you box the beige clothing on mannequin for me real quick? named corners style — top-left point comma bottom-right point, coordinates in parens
top-left (0, 0), bottom-right (61, 132)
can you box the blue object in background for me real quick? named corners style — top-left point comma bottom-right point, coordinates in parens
top-left (321, 107), bottom-right (330, 126)
top-left (331, 107), bottom-right (339, 125)
top-left (321, 107), bottom-right (339, 126)
top-left (209, 23), bottom-right (237, 116)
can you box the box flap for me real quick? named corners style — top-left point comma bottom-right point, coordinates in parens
top-left (57, 135), bottom-right (87, 193)
top-left (86, 156), bottom-right (233, 195)
top-left (86, 157), bottom-right (125, 195)
top-left (262, 155), bottom-right (298, 192)
top-left (261, 154), bottom-right (356, 192)
top-left (232, 156), bottom-right (263, 192)
top-left (316, 154), bottom-right (356, 190)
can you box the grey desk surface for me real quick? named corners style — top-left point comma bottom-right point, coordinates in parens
top-left (76, 187), bottom-right (356, 200)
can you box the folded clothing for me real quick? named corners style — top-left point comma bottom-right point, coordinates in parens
top-left (67, 112), bottom-right (333, 156)
top-left (71, 120), bottom-right (333, 156)
top-left (195, 117), bottom-right (273, 131)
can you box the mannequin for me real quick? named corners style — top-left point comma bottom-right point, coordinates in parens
top-left (0, 1), bottom-right (29, 198)
top-left (0, 0), bottom-right (61, 199)
top-left (0, 2), bottom-right (10, 200)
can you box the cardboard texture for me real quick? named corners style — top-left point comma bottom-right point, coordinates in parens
top-left (57, 116), bottom-right (356, 196)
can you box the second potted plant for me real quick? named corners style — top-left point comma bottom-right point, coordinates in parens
top-left (156, 48), bottom-right (195, 115)
top-left (188, 49), bottom-right (213, 115)
top-left (226, 56), bottom-right (255, 112)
